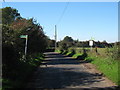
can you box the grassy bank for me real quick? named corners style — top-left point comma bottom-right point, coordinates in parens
top-left (86, 56), bottom-right (118, 85)
top-left (2, 53), bottom-right (44, 89)
top-left (56, 47), bottom-right (119, 85)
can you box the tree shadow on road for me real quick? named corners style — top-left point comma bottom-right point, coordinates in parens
top-left (26, 66), bottom-right (117, 89)
top-left (26, 52), bottom-right (117, 89)
top-left (42, 53), bottom-right (91, 65)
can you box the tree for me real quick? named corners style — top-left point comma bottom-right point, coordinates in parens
top-left (2, 7), bottom-right (49, 87)
top-left (10, 18), bottom-right (48, 54)
top-left (59, 42), bottom-right (68, 51)
top-left (62, 36), bottom-right (74, 47)
top-left (2, 7), bottom-right (48, 67)
top-left (63, 36), bottom-right (73, 42)
top-left (2, 7), bottom-right (20, 25)
top-left (47, 39), bottom-right (55, 48)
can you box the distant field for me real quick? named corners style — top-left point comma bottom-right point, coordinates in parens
top-left (69, 47), bottom-right (118, 59)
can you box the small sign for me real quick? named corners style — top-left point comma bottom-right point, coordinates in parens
top-left (89, 40), bottom-right (93, 46)
top-left (20, 35), bottom-right (28, 39)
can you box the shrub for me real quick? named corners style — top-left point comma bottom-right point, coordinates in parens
top-left (67, 49), bottom-right (75, 57)
top-left (62, 50), bottom-right (68, 55)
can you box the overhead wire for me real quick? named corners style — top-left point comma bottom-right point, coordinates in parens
top-left (56, 2), bottom-right (70, 25)
top-left (47, 1), bottom-right (70, 40)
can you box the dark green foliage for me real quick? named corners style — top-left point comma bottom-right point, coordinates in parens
top-left (58, 36), bottom-right (74, 51)
top-left (59, 42), bottom-right (68, 51)
top-left (76, 53), bottom-right (87, 60)
top-left (2, 44), bottom-right (20, 80)
top-left (2, 53), bottom-right (43, 89)
top-left (62, 50), bottom-right (68, 55)
top-left (67, 49), bottom-right (75, 57)
top-left (58, 36), bottom-right (113, 49)
top-left (2, 7), bottom-right (48, 88)
top-left (47, 39), bottom-right (55, 48)
top-left (105, 44), bottom-right (119, 60)
top-left (2, 7), bottom-right (48, 54)
top-left (27, 24), bottom-right (48, 54)
top-left (63, 36), bottom-right (73, 42)
top-left (2, 7), bottom-right (20, 25)
top-left (62, 36), bottom-right (74, 47)
top-left (60, 49), bottom-right (64, 54)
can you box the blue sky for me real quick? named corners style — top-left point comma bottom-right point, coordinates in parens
top-left (2, 2), bottom-right (118, 43)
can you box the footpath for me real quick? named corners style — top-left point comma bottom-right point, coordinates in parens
top-left (26, 52), bottom-right (117, 89)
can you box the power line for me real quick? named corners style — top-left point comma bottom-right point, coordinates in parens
top-left (48, 2), bottom-right (69, 41)
top-left (56, 2), bottom-right (69, 25)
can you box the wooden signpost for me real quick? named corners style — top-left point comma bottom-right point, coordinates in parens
top-left (20, 35), bottom-right (28, 59)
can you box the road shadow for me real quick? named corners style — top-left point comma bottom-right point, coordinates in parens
top-left (26, 52), bottom-right (117, 89)
top-left (42, 52), bottom-right (91, 65)
top-left (26, 66), bottom-right (117, 89)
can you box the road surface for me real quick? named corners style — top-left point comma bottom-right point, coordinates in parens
top-left (26, 52), bottom-right (117, 89)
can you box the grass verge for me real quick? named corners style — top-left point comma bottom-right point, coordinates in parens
top-left (85, 56), bottom-right (119, 85)
top-left (55, 48), bottom-right (119, 85)
top-left (56, 49), bottom-right (119, 86)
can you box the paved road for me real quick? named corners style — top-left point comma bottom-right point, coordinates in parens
top-left (26, 52), bottom-right (117, 89)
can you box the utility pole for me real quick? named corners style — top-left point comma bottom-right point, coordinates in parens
top-left (55, 25), bottom-right (57, 50)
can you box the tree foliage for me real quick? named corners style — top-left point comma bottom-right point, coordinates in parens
top-left (2, 7), bottom-right (48, 83)
top-left (63, 36), bottom-right (73, 43)
top-left (2, 7), bottom-right (20, 25)
top-left (2, 7), bottom-right (48, 54)
top-left (47, 39), bottom-right (55, 48)
top-left (58, 36), bottom-right (114, 51)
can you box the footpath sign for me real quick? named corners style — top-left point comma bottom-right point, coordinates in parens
top-left (20, 35), bottom-right (28, 39)
top-left (89, 37), bottom-right (94, 51)
top-left (20, 35), bottom-right (28, 59)
top-left (89, 40), bottom-right (93, 46)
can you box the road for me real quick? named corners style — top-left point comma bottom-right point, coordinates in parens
top-left (26, 52), bottom-right (117, 89)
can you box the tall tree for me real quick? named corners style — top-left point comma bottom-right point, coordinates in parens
top-left (2, 7), bottom-right (20, 25)
top-left (63, 36), bottom-right (74, 43)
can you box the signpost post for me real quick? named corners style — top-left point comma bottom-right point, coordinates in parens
top-left (20, 35), bottom-right (28, 59)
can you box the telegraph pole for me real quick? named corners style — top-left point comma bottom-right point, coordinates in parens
top-left (55, 25), bottom-right (57, 50)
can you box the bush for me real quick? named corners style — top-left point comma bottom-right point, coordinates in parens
top-left (2, 53), bottom-right (43, 89)
top-left (62, 50), bottom-right (68, 55)
top-left (2, 44), bottom-right (20, 80)
top-left (67, 49), bottom-right (75, 57)
top-left (76, 53), bottom-right (87, 60)
top-left (105, 46), bottom-right (119, 60)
